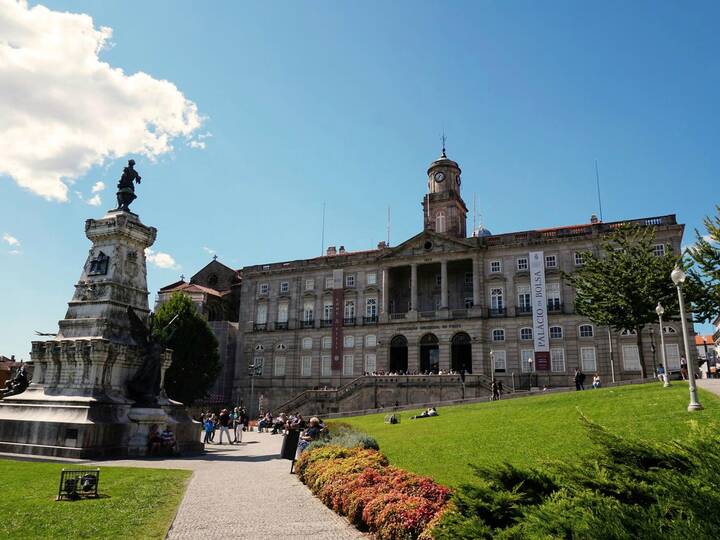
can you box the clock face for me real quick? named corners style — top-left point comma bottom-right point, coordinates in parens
top-left (434, 171), bottom-right (445, 183)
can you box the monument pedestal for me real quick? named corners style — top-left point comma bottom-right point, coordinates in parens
top-left (0, 209), bottom-right (202, 458)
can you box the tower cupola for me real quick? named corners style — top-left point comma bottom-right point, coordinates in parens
top-left (422, 141), bottom-right (468, 238)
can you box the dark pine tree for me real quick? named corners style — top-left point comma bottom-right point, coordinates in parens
top-left (153, 292), bottom-right (220, 405)
top-left (565, 224), bottom-right (680, 379)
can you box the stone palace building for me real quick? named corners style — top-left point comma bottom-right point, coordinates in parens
top-left (159, 148), bottom-right (688, 415)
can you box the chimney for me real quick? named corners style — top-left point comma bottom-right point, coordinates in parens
top-left (377, 241), bottom-right (387, 249)
top-left (326, 246), bottom-right (337, 256)
top-left (339, 246), bottom-right (346, 254)
top-left (590, 213), bottom-right (599, 224)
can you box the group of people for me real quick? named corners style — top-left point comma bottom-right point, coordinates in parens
top-left (491, 379), bottom-right (505, 400)
top-left (257, 411), bottom-right (307, 434)
top-left (148, 424), bottom-right (177, 455)
top-left (200, 407), bottom-right (248, 445)
top-left (574, 369), bottom-right (602, 390)
top-left (363, 369), bottom-right (466, 376)
top-left (410, 407), bottom-right (438, 419)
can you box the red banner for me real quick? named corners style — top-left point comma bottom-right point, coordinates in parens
top-left (535, 351), bottom-right (550, 371)
top-left (331, 289), bottom-right (344, 371)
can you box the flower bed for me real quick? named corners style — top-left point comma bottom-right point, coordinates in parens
top-left (296, 445), bottom-right (451, 539)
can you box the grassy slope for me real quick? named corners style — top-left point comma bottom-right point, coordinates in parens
top-left (0, 461), bottom-right (191, 540)
top-left (339, 383), bottom-right (720, 488)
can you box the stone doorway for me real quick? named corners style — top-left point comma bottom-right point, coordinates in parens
top-left (419, 333), bottom-right (439, 373)
top-left (389, 335), bottom-right (408, 373)
top-left (451, 332), bottom-right (472, 373)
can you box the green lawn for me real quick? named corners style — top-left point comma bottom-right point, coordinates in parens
top-left (339, 383), bottom-right (720, 488)
top-left (0, 460), bottom-right (191, 540)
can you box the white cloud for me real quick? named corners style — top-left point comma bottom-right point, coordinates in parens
top-left (0, 0), bottom-right (204, 201)
top-left (2, 233), bottom-right (20, 247)
top-left (188, 140), bottom-right (206, 149)
top-left (91, 181), bottom-right (105, 194)
top-left (86, 194), bottom-right (102, 206)
top-left (8, 249), bottom-right (21, 255)
top-left (202, 246), bottom-right (216, 256)
top-left (146, 248), bottom-right (180, 270)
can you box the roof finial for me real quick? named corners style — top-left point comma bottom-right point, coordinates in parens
top-left (180, 274), bottom-right (185, 281)
top-left (212, 254), bottom-right (218, 261)
top-left (441, 130), bottom-right (447, 158)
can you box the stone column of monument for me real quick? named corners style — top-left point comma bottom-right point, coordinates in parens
top-left (0, 161), bottom-right (202, 458)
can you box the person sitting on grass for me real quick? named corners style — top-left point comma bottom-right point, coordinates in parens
top-left (297, 417), bottom-right (323, 454)
top-left (411, 407), bottom-right (438, 419)
top-left (592, 374), bottom-right (602, 389)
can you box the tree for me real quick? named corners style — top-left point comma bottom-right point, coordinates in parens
top-left (686, 205), bottom-right (720, 323)
top-left (565, 224), bottom-right (680, 379)
top-left (153, 292), bottom-right (221, 405)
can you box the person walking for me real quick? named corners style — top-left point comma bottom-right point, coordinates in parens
top-left (217, 409), bottom-right (233, 444)
top-left (233, 406), bottom-right (244, 443)
top-left (680, 356), bottom-right (688, 380)
top-left (574, 369), bottom-right (585, 391)
top-left (491, 380), bottom-right (500, 401)
top-left (203, 416), bottom-right (214, 444)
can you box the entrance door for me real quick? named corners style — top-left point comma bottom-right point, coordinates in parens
top-left (451, 332), bottom-right (472, 373)
top-left (389, 335), bottom-right (408, 373)
top-left (420, 333), bottom-right (440, 373)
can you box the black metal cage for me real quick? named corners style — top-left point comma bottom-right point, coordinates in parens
top-left (56, 468), bottom-right (100, 501)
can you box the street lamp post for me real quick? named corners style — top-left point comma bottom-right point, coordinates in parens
top-left (670, 266), bottom-right (703, 411)
top-left (248, 358), bottom-right (264, 419)
top-left (656, 302), bottom-right (670, 387)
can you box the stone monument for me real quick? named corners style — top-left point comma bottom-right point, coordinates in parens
top-left (0, 161), bottom-right (202, 457)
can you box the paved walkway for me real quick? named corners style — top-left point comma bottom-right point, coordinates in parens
top-left (697, 379), bottom-right (720, 398)
top-left (96, 431), bottom-right (366, 540)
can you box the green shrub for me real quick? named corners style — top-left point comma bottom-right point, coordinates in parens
top-left (307, 423), bottom-right (380, 452)
top-left (431, 418), bottom-right (720, 539)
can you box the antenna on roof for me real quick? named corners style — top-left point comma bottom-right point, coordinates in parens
top-left (320, 201), bottom-right (326, 256)
top-left (441, 130), bottom-right (447, 158)
top-left (387, 206), bottom-right (391, 246)
top-left (595, 160), bottom-right (604, 222)
top-left (473, 193), bottom-right (477, 236)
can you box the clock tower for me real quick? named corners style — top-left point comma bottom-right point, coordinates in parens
top-left (422, 143), bottom-right (468, 238)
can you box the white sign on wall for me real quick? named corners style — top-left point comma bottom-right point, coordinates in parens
top-left (529, 251), bottom-right (550, 370)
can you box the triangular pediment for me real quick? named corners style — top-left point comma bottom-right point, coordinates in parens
top-left (381, 230), bottom-right (475, 260)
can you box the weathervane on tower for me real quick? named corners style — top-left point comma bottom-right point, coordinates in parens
top-left (441, 131), bottom-right (447, 158)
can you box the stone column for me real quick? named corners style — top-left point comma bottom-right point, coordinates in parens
top-left (381, 268), bottom-right (389, 314)
top-left (440, 260), bottom-right (448, 309)
top-left (410, 263), bottom-right (418, 312)
top-left (472, 255), bottom-right (481, 307)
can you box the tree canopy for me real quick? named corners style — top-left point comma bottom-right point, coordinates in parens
top-left (686, 205), bottom-right (720, 323)
top-left (153, 292), bottom-right (221, 405)
top-left (565, 224), bottom-right (680, 378)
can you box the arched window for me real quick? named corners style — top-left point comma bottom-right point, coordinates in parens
top-left (620, 328), bottom-right (637, 337)
top-left (436, 211), bottom-right (446, 233)
top-left (579, 324), bottom-right (594, 338)
top-left (663, 326), bottom-right (677, 334)
top-left (492, 329), bottom-right (505, 342)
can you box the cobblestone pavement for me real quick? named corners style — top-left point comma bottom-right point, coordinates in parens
top-left (97, 431), bottom-right (366, 540)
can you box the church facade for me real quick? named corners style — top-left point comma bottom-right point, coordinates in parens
top-left (160, 149), bottom-right (688, 414)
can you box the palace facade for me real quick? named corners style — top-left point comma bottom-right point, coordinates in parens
top-left (159, 149), bottom-right (689, 414)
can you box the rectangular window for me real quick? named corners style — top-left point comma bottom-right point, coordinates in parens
top-left (344, 335), bottom-right (354, 348)
top-left (545, 255), bottom-right (557, 268)
top-left (321, 355), bottom-right (332, 376)
top-left (255, 303), bottom-right (267, 324)
top-left (280, 281), bottom-right (289, 293)
top-left (517, 257), bottom-right (528, 271)
top-left (301, 356), bottom-right (312, 377)
top-left (665, 343), bottom-right (681, 370)
top-left (517, 285), bottom-right (531, 310)
top-left (344, 300), bottom-right (355, 318)
top-left (253, 357), bottom-right (264, 376)
top-left (366, 298), bottom-right (377, 317)
top-left (343, 354), bottom-right (354, 376)
top-left (345, 274), bottom-right (355, 287)
top-left (490, 288), bottom-right (504, 310)
top-left (550, 348), bottom-right (565, 372)
top-left (550, 326), bottom-right (563, 339)
top-left (323, 301), bottom-right (333, 320)
top-left (574, 252), bottom-right (585, 266)
top-left (365, 353), bottom-right (377, 373)
top-left (623, 345), bottom-right (640, 371)
top-left (464, 297), bottom-right (473, 309)
top-left (492, 329), bottom-right (505, 342)
top-left (259, 283), bottom-right (269, 295)
top-left (520, 349), bottom-right (535, 372)
top-left (305, 278), bottom-right (315, 291)
top-left (653, 244), bottom-right (666, 257)
top-left (303, 302), bottom-right (314, 322)
top-left (579, 325), bottom-right (594, 338)
top-left (273, 356), bottom-right (285, 377)
top-left (464, 272), bottom-right (473, 286)
top-left (277, 302), bottom-right (288, 323)
top-left (581, 347), bottom-right (597, 372)
top-left (546, 282), bottom-right (561, 311)
top-left (302, 337), bottom-right (313, 350)
top-left (322, 336), bottom-right (331, 349)
top-left (366, 272), bottom-right (377, 286)
top-left (490, 260), bottom-right (502, 273)
top-left (493, 350), bottom-right (507, 372)
top-left (520, 328), bottom-right (533, 340)
top-left (325, 277), bottom-right (334, 289)
top-left (365, 334), bottom-right (377, 348)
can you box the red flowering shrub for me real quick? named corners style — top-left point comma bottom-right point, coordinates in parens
top-left (297, 445), bottom-right (451, 539)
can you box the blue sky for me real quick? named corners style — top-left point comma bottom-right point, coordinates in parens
top-left (1, 1), bottom-right (718, 359)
